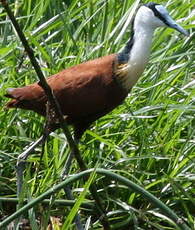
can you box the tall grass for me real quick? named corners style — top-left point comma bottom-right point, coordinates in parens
top-left (0, 0), bottom-right (194, 229)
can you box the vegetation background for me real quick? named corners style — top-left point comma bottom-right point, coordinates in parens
top-left (0, 0), bottom-right (194, 229)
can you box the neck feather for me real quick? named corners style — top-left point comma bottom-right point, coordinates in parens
top-left (117, 23), bottom-right (155, 91)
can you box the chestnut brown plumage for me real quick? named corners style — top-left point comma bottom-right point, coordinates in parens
top-left (5, 2), bottom-right (188, 140)
top-left (5, 54), bottom-right (127, 139)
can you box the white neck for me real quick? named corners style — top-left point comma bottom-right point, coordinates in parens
top-left (120, 22), bottom-right (155, 91)
top-left (126, 24), bottom-right (155, 88)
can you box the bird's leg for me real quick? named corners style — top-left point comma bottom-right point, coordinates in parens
top-left (16, 133), bottom-right (49, 197)
top-left (17, 102), bottom-right (56, 196)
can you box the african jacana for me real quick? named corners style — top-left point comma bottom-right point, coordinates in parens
top-left (5, 2), bottom-right (188, 140)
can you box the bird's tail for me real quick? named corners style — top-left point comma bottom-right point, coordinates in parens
top-left (4, 86), bottom-right (46, 115)
top-left (5, 88), bottom-right (24, 108)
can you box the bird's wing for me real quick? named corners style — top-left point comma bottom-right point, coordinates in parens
top-left (5, 54), bottom-right (122, 117)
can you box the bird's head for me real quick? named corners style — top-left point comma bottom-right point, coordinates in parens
top-left (134, 2), bottom-right (188, 36)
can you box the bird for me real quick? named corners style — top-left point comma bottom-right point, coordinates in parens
top-left (5, 2), bottom-right (188, 141)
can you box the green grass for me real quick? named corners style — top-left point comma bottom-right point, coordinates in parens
top-left (0, 0), bottom-right (194, 229)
